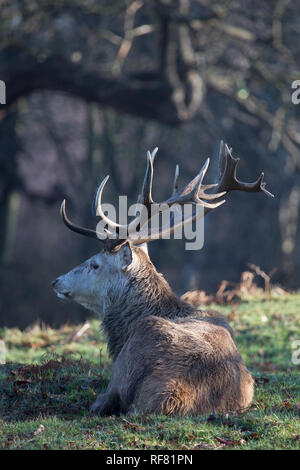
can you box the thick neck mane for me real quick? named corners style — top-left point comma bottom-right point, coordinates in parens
top-left (102, 248), bottom-right (195, 359)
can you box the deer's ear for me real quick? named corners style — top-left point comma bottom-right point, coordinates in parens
top-left (118, 242), bottom-right (133, 270)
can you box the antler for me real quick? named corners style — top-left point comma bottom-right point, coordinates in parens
top-left (60, 200), bottom-right (123, 251)
top-left (202, 141), bottom-right (273, 219)
top-left (60, 142), bottom-right (273, 249)
top-left (93, 151), bottom-right (226, 245)
top-left (216, 141), bottom-right (274, 197)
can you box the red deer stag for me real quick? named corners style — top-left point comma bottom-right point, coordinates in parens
top-left (52, 142), bottom-right (273, 416)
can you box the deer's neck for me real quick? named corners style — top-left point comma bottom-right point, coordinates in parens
top-left (102, 254), bottom-right (194, 360)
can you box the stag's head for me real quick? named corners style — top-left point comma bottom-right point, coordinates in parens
top-left (52, 241), bottom-right (140, 315)
top-left (52, 142), bottom-right (273, 315)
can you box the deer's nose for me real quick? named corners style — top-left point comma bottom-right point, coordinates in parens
top-left (52, 279), bottom-right (59, 287)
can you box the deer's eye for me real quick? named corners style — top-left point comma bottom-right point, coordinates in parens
top-left (91, 263), bottom-right (99, 270)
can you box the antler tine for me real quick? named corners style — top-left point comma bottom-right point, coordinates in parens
top-left (167, 159), bottom-right (209, 204)
top-left (217, 143), bottom-right (274, 197)
top-left (94, 175), bottom-right (140, 232)
top-left (60, 199), bottom-right (122, 250)
top-left (93, 148), bottom-right (159, 234)
top-left (94, 175), bottom-right (124, 229)
top-left (202, 141), bottom-right (274, 218)
top-left (61, 200), bottom-right (99, 240)
top-left (172, 164), bottom-right (179, 195)
top-left (218, 140), bottom-right (226, 180)
top-left (138, 147), bottom-right (158, 208)
top-left (166, 158), bottom-right (226, 207)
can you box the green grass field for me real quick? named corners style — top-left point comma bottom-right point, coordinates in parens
top-left (0, 291), bottom-right (299, 450)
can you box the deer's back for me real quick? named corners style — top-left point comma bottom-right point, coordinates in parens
top-left (107, 311), bottom-right (253, 415)
top-left (125, 311), bottom-right (237, 370)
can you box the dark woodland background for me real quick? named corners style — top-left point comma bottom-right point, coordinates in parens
top-left (0, 0), bottom-right (299, 328)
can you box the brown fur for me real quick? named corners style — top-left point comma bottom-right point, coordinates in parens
top-left (92, 245), bottom-right (254, 416)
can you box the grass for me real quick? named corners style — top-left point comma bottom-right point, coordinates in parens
top-left (0, 290), bottom-right (299, 450)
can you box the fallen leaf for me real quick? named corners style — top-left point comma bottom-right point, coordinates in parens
top-left (120, 417), bottom-right (145, 432)
top-left (215, 436), bottom-right (245, 447)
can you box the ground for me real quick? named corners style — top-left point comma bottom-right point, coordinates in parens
top-left (0, 290), bottom-right (299, 450)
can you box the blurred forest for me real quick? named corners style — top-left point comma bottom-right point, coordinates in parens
top-left (0, 0), bottom-right (299, 328)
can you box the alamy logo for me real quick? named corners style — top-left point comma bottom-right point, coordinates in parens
top-left (0, 80), bottom-right (6, 104)
top-left (291, 340), bottom-right (300, 365)
top-left (0, 340), bottom-right (6, 364)
top-left (291, 80), bottom-right (300, 104)
top-left (95, 197), bottom-right (205, 251)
